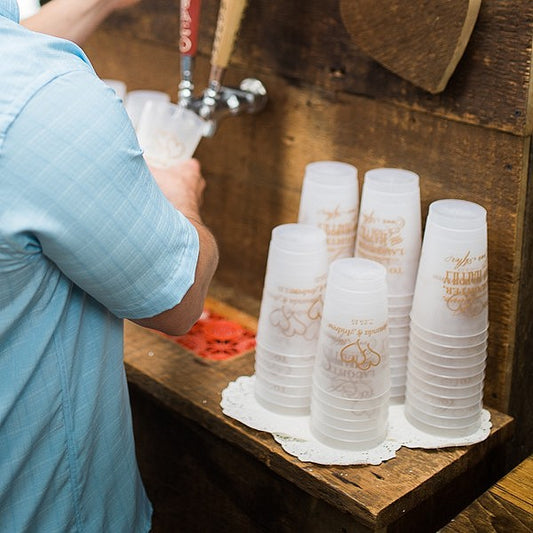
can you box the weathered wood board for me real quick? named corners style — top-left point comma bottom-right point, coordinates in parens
top-left (82, 0), bottom-right (533, 465)
top-left (124, 321), bottom-right (513, 532)
top-left (442, 454), bottom-right (533, 532)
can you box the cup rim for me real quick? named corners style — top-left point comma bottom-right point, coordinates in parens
top-left (406, 386), bottom-right (483, 406)
top-left (310, 424), bottom-right (387, 450)
top-left (408, 350), bottom-right (486, 373)
top-left (255, 389), bottom-right (310, 414)
top-left (312, 379), bottom-right (391, 407)
top-left (408, 339), bottom-right (487, 359)
top-left (255, 341), bottom-right (316, 359)
top-left (409, 334), bottom-right (487, 356)
top-left (409, 329), bottom-right (489, 350)
top-left (410, 317), bottom-right (489, 340)
top-left (406, 370), bottom-right (485, 395)
top-left (408, 364), bottom-right (485, 384)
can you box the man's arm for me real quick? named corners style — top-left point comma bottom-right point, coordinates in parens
top-left (132, 159), bottom-right (219, 336)
top-left (21, 0), bottom-right (140, 45)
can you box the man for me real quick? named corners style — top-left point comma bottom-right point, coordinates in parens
top-left (0, 0), bottom-right (219, 530)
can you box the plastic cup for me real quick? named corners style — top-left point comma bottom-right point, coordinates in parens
top-left (407, 350), bottom-right (486, 377)
top-left (254, 359), bottom-right (314, 387)
top-left (256, 224), bottom-right (329, 355)
top-left (410, 319), bottom-right (488, 346)
top-left (405, 401), bottom-right (482, 431)
top-left (255, 387), bottom-right (310, 416)
top-left (410, 199), bottom-right (488, 337)
top-left (389, 293), bottom-right (414, 306)
top-left (311, 398), bottom-right (388, 429)
top-left (297, 161), bottom-right (359, 264)
top-left (310, 423), bottom-right (387, 451)
top-left (310, 394), bottom-right (389, 422)
top-left (406, 369), bottom-right (484, 398)
top-left (408, 341), bottom-right (487, 368)
top-left (136, 101), bottom-right (206, 167)
top-left (312, 258), bottom-right (390, 399)
top-left (389, 315), bottom-right (411, 327)
top-left (408, 363), bottom-right (484, 388)
top-left (405, 391), bottom-right (483, 417)
top-left (406, 381), bottom-right (483, 407)
top-left (409, 330), bottom-right (487, 355)
top-left (124, 89), bottom-right (170, 129)
top-left (254, 349), bottom-right (315, 376)
top-left (312, 378), bottom-right (390, 410)
top-left (102, 78), bottom-right (127, 100)
top-left (354, 168), bottom-right (421, 295)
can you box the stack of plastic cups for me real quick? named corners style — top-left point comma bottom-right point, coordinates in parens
top-left (297, 161), bottom-right (359, 264)
top-left (254, 224), bottom-right (329, 416)
top-left (310, 258), bottom-right (390, 450)
top-left (405, 199), bottom-right (488, 437)
top-left (354, 168), bottom-right (422, 403)
top-left (124, 90), bottom-right (171, 130)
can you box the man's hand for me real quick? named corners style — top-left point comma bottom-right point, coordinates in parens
top-left (149, 159), bottom-right (206, 222)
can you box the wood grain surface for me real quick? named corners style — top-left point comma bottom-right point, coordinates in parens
top-left (124, 320), bottom-right (514, 531)
top-left (442, 455), bottom-right (533, 532)
top-left (339, 0), bottom-right (481, 93)
top-left (82, 0), bottom-right (533, 467)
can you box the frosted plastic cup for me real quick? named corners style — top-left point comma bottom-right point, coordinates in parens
top-left (408, 363), bottom-right (484, 388)
top-left (311, 397), bottom-right (388, 429)
top-left (390, 345), bottom-right (408, 356)
top-left (389, 303), bottom-right (413, 317)
top-left (389, 333), bottom-right (409, 347)
top-left (408, 341), bottom-right (487, 368)
top-left (408, 350), bottom-right (486, 378)
top-left (297, 161), bottom-right (359, 263)
top-left (354, 168), bottom-right (421, 295)
top-left (255, 342), bottom-right (316, 368)
top-left (389, 293), bottom-right (414, 306)
top-left (254, 350), bottom-right (315, 376)
top-left (313, 363), bottom-right (390, 402)
top-left (310, 423), bottom-right (387, 451)
top-left (406, 370), bottom-right (484, 398)
top-left (406, 380), bottom-right (483, 407)
top-left (136, 101), bottom-right (207, 167)
top-left (409, 330), bottom-right (487, 356)
top-left (255, 387), bottom-right (310, 416)
top-left (255, 373), bottom-right (312, 397)
top-left (389, 315), bottom-right (410, 327)
top-left (312, 257), bottom-right (390, 398)
top-left (389, 325), bottom-right (410, 338)
top-left (256, 224), bottom-right (329, 355)
top-left (124, 89), bottom-right (170, 129)
top-left (310, 394), bottom-right (389, 422)
top-left (405, 390), bottom-right (483, 417)
top-left (254, 359), bottom-right (314, 387)
top-left (311, 408), bottom-right (387, 437)
top-left (405, 401), bottom-right (482, 431)
top-left (312, 378), bottom-right (390, 409)
top-left (102, 78), bottom-right (127, 100)
top-left (410, 319), bottom-right (488, 347)
top-left (411, 199), bottom-right (488, 336)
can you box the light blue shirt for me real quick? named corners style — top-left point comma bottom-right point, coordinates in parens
top-left (0, 4), bottom-right (200, 531)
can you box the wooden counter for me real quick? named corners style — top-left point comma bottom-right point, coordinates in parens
top-left (442, 454), bottom-right (533, 532)
top-left (124, 312), bottom-right (513, 533)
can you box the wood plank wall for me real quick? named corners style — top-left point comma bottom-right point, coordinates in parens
top-left (83, 0), bottom-right (533, 464)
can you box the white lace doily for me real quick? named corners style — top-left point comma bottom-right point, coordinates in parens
top-left (220, 375), bottom-right (492, 466)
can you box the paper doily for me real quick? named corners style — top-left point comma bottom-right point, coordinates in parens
top-left (220, 375), bottom-right (492, 466)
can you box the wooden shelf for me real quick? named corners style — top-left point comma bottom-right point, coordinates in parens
top-left (124, 310), bottom-right (513, 532)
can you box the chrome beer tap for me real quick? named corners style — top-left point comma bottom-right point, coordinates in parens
top-left (178, 0), bottom-right (267, 137)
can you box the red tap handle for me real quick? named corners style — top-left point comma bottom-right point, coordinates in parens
top-left (180, 0), bottom-right (202, 57)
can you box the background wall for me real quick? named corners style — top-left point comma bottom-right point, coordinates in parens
top-left (82, 0), bottom-right (533, 466)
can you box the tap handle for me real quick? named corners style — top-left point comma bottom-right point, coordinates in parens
top-left (180, 0), bottom-right (202, 57)
top-left (210, 0), bottom-right (248, 83)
